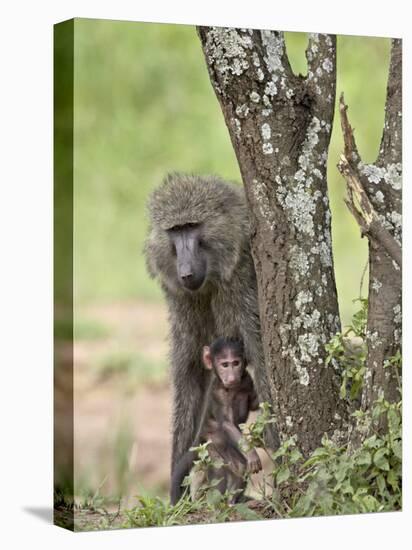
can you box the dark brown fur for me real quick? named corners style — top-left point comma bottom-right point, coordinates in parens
top-left (144, 173), bottom-right (278, 497)
top-left (170, 338), bottom-right (261, 504)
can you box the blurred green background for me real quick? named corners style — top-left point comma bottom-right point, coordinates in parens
top-left (62, 19), bottom-right (391, 504)
top-left (74, 19), bottom-right (390, 323)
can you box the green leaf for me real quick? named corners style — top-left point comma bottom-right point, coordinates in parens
top-left (289, 448), bottom-right (303, 464)
top-left (391, 440), bottom-right (402, 459)
top-left (276, 466), bottom-right (290, 485)
top-left (376, 474), bottom-right (386, 495)
top-left (335, 465), bottom-right (348, 483)
top-left (206, 488), bottom-right (222, 507)
top-left (362, 495), bottom-right (379, 512)
top-left (356, 450), bottom-right (372, 467)
top-left (387, 468), bottom-right (399, 491)
top-left (233, 503), bottom-right (262, 521)
top-left (387, 408), bottom-right (400, 433)
top-left (373, 448), bottom-right (390, 471)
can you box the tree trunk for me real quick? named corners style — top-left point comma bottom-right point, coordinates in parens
top-left (198, 27), bottom-right (347, 456)
top-left (338, 39), bottom-right (402, 436)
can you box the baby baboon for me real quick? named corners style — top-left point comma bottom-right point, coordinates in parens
top-left (170, 337), bottom-right (262, 505)
top-left (144, 173), bottom-right (278, 496)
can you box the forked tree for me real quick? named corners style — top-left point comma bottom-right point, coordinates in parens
top-left (197, 28), bottom-right (402, 455)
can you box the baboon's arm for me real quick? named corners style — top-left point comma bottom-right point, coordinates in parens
top-left (222, 420), bottom-right (261, 473)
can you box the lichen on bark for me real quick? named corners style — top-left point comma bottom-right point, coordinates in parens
top-left (198, 26), bottom-right (347, 456)
top-left (338, 39), bottom-right (402, 442)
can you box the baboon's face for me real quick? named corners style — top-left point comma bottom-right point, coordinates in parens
top-left (167, 223), bottom-right (207, 291)
top-left (213, 349), bottom-right (244, 389)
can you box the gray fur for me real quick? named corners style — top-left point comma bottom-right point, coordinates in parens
top-left (144, 173), bottom-right (278, 480)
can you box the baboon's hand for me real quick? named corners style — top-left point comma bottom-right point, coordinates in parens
top-left (247, 452), bottom-right (262, 474)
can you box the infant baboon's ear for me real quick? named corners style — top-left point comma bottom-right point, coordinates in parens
top-left (202, 346), bottom-right (213, 370)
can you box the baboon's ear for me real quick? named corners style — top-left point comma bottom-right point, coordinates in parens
top-left (202, 346), bottom-right (213, 370)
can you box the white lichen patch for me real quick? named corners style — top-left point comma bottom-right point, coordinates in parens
top-left (359, 161), bottom-right (402, 190)
top-left (298, 333), bottom-right (319, 362)
top-left (295, 362), bottom-right (310, 385)
top-left (261, 123), bottom-right (271, 140)
top-left (205, 28), bottom-right (253, 85)
top-left (252, 51), bottom-right (260, 67)
top-left (371, 278), bottom-right (382, 293)
top-left (310, 241), bottom-right (332, 267)
top-left (250, 91), bottom-right (260, 103)
top-left (235, 104), bottom-right (250, 119)
top-left (375, 190), bottom-right (384, 203)
top-left (283, 186), bottom-right (316, 236)
top-left (384, 163), bottom-right (402, 190)
top-left (358, 163), bottom-right (383, 184)
top-left (306, 33), bottom-right (319, 63)
top-left (294, 309), bottom-right (321, 331)
top-left (295, 290), bottom-right (313, 310)
top-left (278, 117), bottom-right (322, 235)
top-left (264, 81), bottom-right (277, 97)
top-left (393, 304), bottom-right (401, 324)
top-left (389, 211), bottom-right (402, 228)
top-left (285, 416), bottom-right (293, 428)
top-left (366, 330), bottom-right (381, 349)
top-left (262, 143), bottom-right (274, 155)
top-left (261, 122), bottom-right (273, 154)
top-left (257, 68), bottom-right (265, 81)
top-left (262, 94), bottom-right (271, 107)
top-left (289, 247), bottom-right (309, 282)
top-left (260, 30), bottom-right (285, 77)
top-left (322, 58), bottom-right (333, 73)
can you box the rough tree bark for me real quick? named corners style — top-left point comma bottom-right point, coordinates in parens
top-left (198, 27), bottom-right (347, 456)
top-left (338, 39), bottom-right (402, 433)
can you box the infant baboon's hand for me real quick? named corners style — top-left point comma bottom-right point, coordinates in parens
top-left (247, 452), bottom-right (262, 474)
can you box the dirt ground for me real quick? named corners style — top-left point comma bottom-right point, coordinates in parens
top-left (55, 300), bottom-right (270, 510)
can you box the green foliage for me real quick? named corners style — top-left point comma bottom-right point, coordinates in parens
top-left (183, 441), bottom-right (246, 509)
top-left (241, 394), bottom-right (401, 518)
top-left (124, 496), bottom-right (180, 528)
top-left (122, 382), bottom-right (401, 526)
top-left (325, 298), bottom-right (368, 400)
top-left (124, 489), bottom-right (262, 528)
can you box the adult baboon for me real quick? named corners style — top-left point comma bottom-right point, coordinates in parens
top-left (144, 173), bottom-right (278, 487)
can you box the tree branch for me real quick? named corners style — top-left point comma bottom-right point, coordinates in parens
top-left (337, 39), bottom-right (402, 444)
top-left (338, 153), bottom-right (401, 266)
